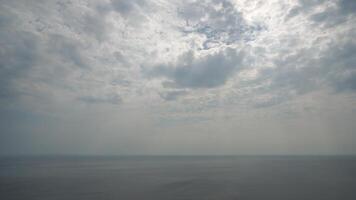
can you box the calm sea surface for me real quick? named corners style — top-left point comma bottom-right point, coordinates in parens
top-left (1, 156), bottom-right (356, 200)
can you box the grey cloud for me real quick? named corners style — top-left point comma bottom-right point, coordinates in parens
top-left (253, 37), bottom-right (356, 107)
top-left (272, 55), bottom-right (320, 94)
top-left (288, 0), bottom-right (355, 26)
top-left (249, 46), bottom-right (322, 103)
top-left (322, 41), bottom-right (356, 70)
top-left (338, 0), bottom-right (356, 14)
top-left (156, 115), bottom-right (211, 126)
top-left (149, 48), bottom-right (244, 89)
top-left (298, 0), bottom-right (327, 7)
top-left (334, 71), bottom-right (356, 91)
top-left (0, 0), bottom-right (133, 101)
top-left (309, 10), bottom-right (347, 27)
top-left (16, 1), bottom-right (109, 42)
top-left (284, 0), bottom-right (322, 21)
top-left (286, 0), bottom-right (356, 23)
top-left (78, 94), bottom-right (122, 105)
top-left (55, 1), bottom-right (109, 41)
top-left (110, 79), bottom-right (131, 87)
top-left (48, 34), bottom-right (88, 69)
top-left (0, 1), bottom-right (97, 107)
top-left (82, 13), bottom-right (108, 41)
top-left (321, 41), bottom-right (356, 91)
top-left (111, 0), bottom-right (138, 14)
top-left (113, 51), bottom-right (130, 67)
top-left (179, 0), bottom-right (263, 48)
top-left (110, 0), bottom-right (146, 17)
top-left (285, 7), bottom-right (301, 20)
top-left (0, 29), bottom-right (40, 102)
top-left (248, 67), bottom-right (316, 108)
top-left (98, 0), bottom-right (150, 27)
top-left (253, 95), bottom-right (289, 109)
top-left (159, 90), bottom-right (188, 101)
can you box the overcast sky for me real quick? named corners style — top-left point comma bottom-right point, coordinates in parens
top-left (0, 0), bottom-right (355, 155)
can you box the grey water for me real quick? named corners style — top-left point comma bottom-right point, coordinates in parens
top-left (1, 156), bottom-right (356, 200)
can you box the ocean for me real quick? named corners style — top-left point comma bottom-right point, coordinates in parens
top-left (1, 156), bottom-right (355, 200)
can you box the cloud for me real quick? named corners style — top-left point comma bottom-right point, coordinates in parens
top-left (0, 28), bottom-right (40, 101)
top-left (148, 48), bottom-right (244, 89)
top-left (338, 0), bottom-right (356, 14)
top-left (77, 94), bottom-right (122, 105)
top-left (82, 13), bottom-right (108, 41)
top-left (108, 0), bottom-right (150, 26)
top-left (253, 36), bottom-right (356, 105)
top-left (179, 0), bottom-right (263, 49)
top-left (0, 0), bottom-right (125, 108)
top-left (48, 34), bottom-right (88, 69)
top-left (321, 41), bottom-right (356, 91)
top-left (0, 0), bottom-right (356, 155)
top-left (287, 0), bottom-right (356, 27)
top-left (159, 90), bottom-right (188, 101)
top-left (334, 71), bottom-right (356, 91)
top-left (110, 0), bottom-right (146, 15)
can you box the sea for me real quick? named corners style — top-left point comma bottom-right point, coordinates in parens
top-left (1, 156), bottom-right (356, 200)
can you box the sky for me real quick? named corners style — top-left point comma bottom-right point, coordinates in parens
top-left (0, 0), bottom-right (355, 155)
